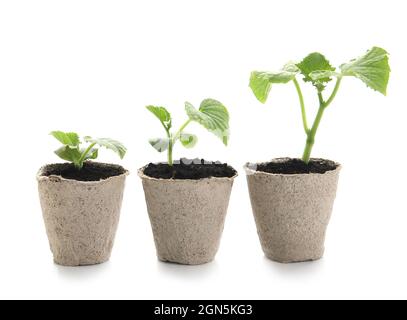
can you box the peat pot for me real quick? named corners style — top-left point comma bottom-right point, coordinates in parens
top-left (37, 162), bottom-right (128, 266)
top-left (245, 158), bottom-right (341, 263)
top-left (139, 159), bottom-right (238, 265)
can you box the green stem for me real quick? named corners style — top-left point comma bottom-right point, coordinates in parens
top-left (301, 77), bottom-right (342, 164)
top-left (324, 76), bottom-right (342, 108)
top-left (318, 92), bottom-right (324, 106)
top-left (302, 104), bottom-right (325, 164)
top-left (293, 78), bottom-right (309, 134)
top-left (168, 135), bottom-right (173, 166)
top-left (77, 142), bottom-right (96, 168)
top-left (167, 120), bottom-right (191, 166)
top-left (164, 128), bottom-right (173, 166)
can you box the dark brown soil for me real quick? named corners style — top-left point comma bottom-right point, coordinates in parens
top-left (40, 162), bottom-right (127, 181)
top-left (255, 158), bottom-right (339, 174)
top-left (143, 158), bottom-right (237, 180)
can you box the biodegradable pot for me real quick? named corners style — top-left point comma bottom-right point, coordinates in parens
top-left (139, 165), bottom-right (237, 265)
top-left (245, 158), bottom-right (341, 263)
top-left (37, 162), bottom-right (128, 266)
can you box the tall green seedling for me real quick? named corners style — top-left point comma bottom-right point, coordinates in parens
top-left (249, 47), bottom-right (390, 163)
top-left (146, 99), bottom-right (229, 166)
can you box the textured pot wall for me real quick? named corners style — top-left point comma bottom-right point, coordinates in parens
top-left (245, 161), bottom-right (341, 263)
top-left (139, 168), bottom-right (236, 265)
top-left (37, 163), bottom-right (128, 266)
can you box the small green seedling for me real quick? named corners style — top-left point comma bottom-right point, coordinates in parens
top-left (146, 99), bottom-right (229, 166)
top-left (50, 131), bottom-right (126, 169)
top-left (249, 47), bottom-right (390, 164)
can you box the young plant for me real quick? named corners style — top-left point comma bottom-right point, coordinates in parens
top-left (147, 99), bottom-right (229, 166)
top-left (50, 131), bottom-right (126, 169)
top-left (249, 47), bottom-right (390, 164)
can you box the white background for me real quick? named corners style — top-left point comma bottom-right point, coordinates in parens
top-left (0, 0), bottom-right (405, 300)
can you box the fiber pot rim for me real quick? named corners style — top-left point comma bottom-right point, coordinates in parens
top-left (244, 157), bottom-right (342, 177)
top-left (138, 163), bottom-right (238, 182)
top-left (37, 162), bottom-right (129, 185)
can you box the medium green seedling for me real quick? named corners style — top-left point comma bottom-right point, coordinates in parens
top-left (146, 99), bottom-right (229, 166)
top-left (50, 131), bottom-right (126, 169)
top-left (249, 47), bottom-right (390, 164)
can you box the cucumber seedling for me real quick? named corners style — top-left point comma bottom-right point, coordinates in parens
top-left (249, 47), bottom-right (390, 164)
top-left (146, 99), bottom-right (229, 166)
top-left (50, 131), bottom-right (126, 169)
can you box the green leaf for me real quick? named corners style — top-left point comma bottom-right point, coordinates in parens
top-left (180, 133), bottom-right (198, 148)
top-left (249, 71), bottom-right (295, 103)
top-left (50, 131), bottom-right (80, 147)
top-left (249, 64), bottom-right (298, 103)
top-left (296, 53), bottom-right (336, 91)
top-left (309, 70), bottom-right (340, 81)
top-left (185, 99), bottom-right (230, 146)
top-left (54, 146), bottom-right (82, 164)
top-left (149, 138), bottom-right (169, 152)
top-left (84, 137), bottom-right (127, 159)
top-left (146, 106), bottom-right (172, 130)
top-left (249, 72), bottom-right (272, 104)
top-left (82, 148), bottom-right (99, 161)
top-left (340, 47), bottom-right (390, 95)
top-left (283, 62), bottom-right (300, 73)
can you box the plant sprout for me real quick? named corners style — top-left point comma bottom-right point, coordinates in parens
top-left (50, 131), bottom-right (126, 169)
top-left (249, 47), bottom-right (390, 164)
top-left (147, 99), bottom-right (229, 166)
